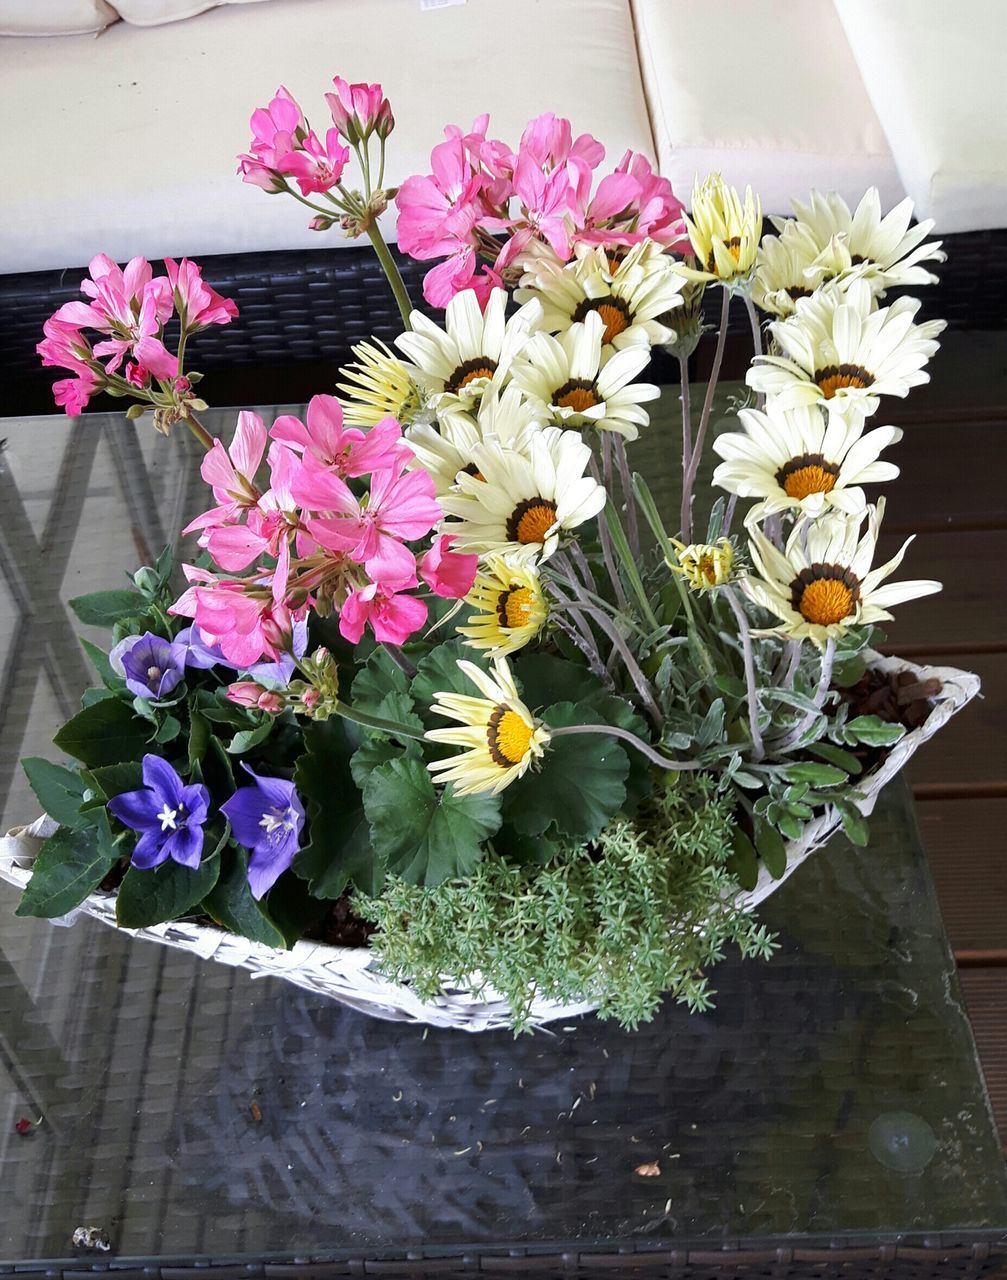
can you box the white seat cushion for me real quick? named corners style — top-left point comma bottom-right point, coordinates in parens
top-left (0, 0), bottom-right (116, 35)
top-left (632, 0), bottom-right (905, 216)
top-left (0, 0), bottom-right (655, 272)
top-left (834, 0), bottom-right (1007, 232)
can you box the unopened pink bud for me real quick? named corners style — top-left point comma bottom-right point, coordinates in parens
top-left (301, 689), bottom-right (322, 710)
top-left (227, 681), bottom-right (266, 708)
top-left (257, 691), bottom-right (284, 714)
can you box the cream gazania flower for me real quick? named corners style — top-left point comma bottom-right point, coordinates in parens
top-left (458, 554), bottom-right (549, 657)
top-left (404, 386), bottom-right (546, 497)
top-left (679, 174), bottom-right (762, 284)
top-left (510, 311), bottom-right (659, 440)
top-left (778, 188), bottom-right (945, 296)
top-left (712, 402), bottom-right (902, 522)
top-left (394, 288), bottom-right (541, 414)
top-left (747, 280), bottom-right (945, 416)
top-left (336, 338), bottom-right (426, 428)
top-left (752, 223), bottom-right (831, 318)
top-left (438, 426), bottom-right (607, 563)
top-left (515, 239), bottom-right (684, 351)
top-left (742, 498), bottom-right (941, 649)
top-left (669, 539), bottom-right (734, 590)
top-left (426, 658), bottom-right (550, 796)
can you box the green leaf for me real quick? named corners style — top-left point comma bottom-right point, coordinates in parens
top-left (154, 714), bottom-right (182, 744)
top-left (363, 755), bottom-right (501, 886)
top-left (493, 824), bottom-right (562, 867)
top-left (502, 701), bottom-right (629, 841)
top-left (714, 673), bottom-right (747, 701)
top-left (727, 828), bottom-right (758, 892)
top-left (832, 654), bottom-right (867, 688)
top-left (755, 819), bottom-right (788, 880)
top-left (807, 741), bottom-right (862, 776)
top-left (53, 696), bottom-right (151, 768)
top-left (350, 647), bottom-right (424, 736)
top-left (513, 651), bottom-right (605, 712)
top-left (410, 639), bottom-right (488, 726)
top-left (81, 686), bottom-right (117, 708)
top-left (349, 736), bottom-right (419, 792)
top-left (697, 698), bottom-right (726, 750)
top-left (21, 758), bottom-right (87, 829)
top-left (226, 719), bottom-right (275, 755)
top-left (783, 761), bottom-right (849, 787)
top-left (69, 588), bottom-right (148, 628)
top-left (15, 820), bottom-right (119, 918)
top-left (188, 710), bottom-right (211, 771)
top-left (846, 715), bottom-right (906, 747)
top-left (202, 847), bottom-right (286, 948)
top-left (585, 692), bottom-right (653, 813)
top-left (115, 853), bottom-right (221, 928)
top-left (264, 871), bottom-right (329, 947)
top-left (83, 760), bottom-right (145, 800)
top-left (293, 720), bottom-right (384, 898)
top-left (836, 799), bottom-right (870, 847)
top-left (79, 638), bottom-right (120, 689)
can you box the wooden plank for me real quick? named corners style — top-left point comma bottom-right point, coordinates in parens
top-left (906, 652), bottom-right (1007, 787)
top-left (884, 418), bottom-right (1007, 532)
top-left (875, 530), bottom-right (1007, 651)
top-left (958, 969), bottom-right (1007, 1149)
top-left (917, 798), bottom-right (1007, 954)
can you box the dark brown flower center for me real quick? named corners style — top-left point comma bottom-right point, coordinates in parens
top-left (814, 362), bottom-right (875, 399)
top-left (553, 377), bottom-right (601, 414)
top-left (445, 356), bottom-right (498, 394)
top-left (572, 295), bottom-right (632, 344)
top-left (790, 563), bottom-right (862, 626)
top-left (505, 497), bottom-right (558, 545)
top-left (775, 453), bottom-right (840, 500)
top-left (486, 705), bottom-right (534, 767)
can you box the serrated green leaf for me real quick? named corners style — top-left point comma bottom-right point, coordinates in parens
top-left (755, 820), bottom-right (788, 880)
top-left (53, 696), bottom-right (151, 768)
top-left (363, 755), bottom-right (500, 886)
top-left (154, 714), bottom-right (182, 744)
top-left (512, 651), bottom-right (605, 713)
top-left (349, 736), bottom-right (420, 792)
top-left (21, 758), bottom-right (87, 829)
top-left (847, 715), bottom-right (906, 747)
top-left (502, 701), bottom-right (629, 841)
top-left (202, 847), bottom-right (286, 948)
top-left (115, 853), bottom-right (221, 928)
top-left (410, 639), bottom-right (488, 727)
top-left (492, 824), bottom-right (562, 867)
top-left (81, 687), bottom-right (117, 707)
top-left (69, 588), bottom-right (149, 628)
top-left (15, 819), bottom-right (118, 918)
top-left (263, 870), bottom-right (329, 947)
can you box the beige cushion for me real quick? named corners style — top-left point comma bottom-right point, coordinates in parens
top-left (0, 0), bottom-right (655, 272)
top-left (834, 0), bottom-right (1007, 232)
top-left (112, 0), bottom-right (272, 25)
top-left (0, 0), bottom-right (116, 35)
top-left (632, 0), bottom-right (904, 215)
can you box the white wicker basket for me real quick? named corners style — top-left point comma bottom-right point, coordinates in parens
top-left (0, 653), bottom-right (980, 1032)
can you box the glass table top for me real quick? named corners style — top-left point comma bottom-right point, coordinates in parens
top-left (0, 406), bottom-right (1005, 1268)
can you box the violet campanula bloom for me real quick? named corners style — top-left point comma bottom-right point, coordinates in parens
top-left (108, 755), bottom-right (210, 870)
top-left (221, 764), bottom-right (304, 899)
top-left (246, 617), bottom-right (309, 687)
top-left (109, 631), bottom-right (187, 700)
top-left (175, 625), bottom-right (228, 671)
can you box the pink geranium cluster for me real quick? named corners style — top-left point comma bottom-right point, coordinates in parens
top-left (238, 78), bottom-right (392, 199)
top-left (396, 112), bottom-right (690, 307)
top-left (37, 255), bottom-right (237, 414)
top-left (170, 396), bottom-right (476, 673)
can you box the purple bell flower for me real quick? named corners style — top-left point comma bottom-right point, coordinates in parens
top-left (175, 625), bottom-right (228, 670)
top-left (221, 764), bottom-right (304, 899)
top-left (246, 617), bottom-right (309, 687)
top-left (108, 755), bottom-right (210, 870)
top-left (109, 631), bottom-right (187, 700)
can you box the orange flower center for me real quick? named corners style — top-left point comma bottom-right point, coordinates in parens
top-left (572, 295), bottom-right (632, 345)
top-left (459, 461), bottom-right (485, 483)
top-left (706, 236), bottom-right (742, 275)
top-left (487, 706), bottom-right (534, 767)
top-left (496, 585), bottom-right (537, 630)
top-left (814, 362), bottom-right (874, 399)
top-left (445, 356), bottom-right (498, 394)
top-left (776, 453), bottom-right (840, 500)
top-left (791, 564), bottom-right (861, 626)
top-left (506, 497), bottom-right (558, 545)
top-left (554, 378), bottom-right (601, 414)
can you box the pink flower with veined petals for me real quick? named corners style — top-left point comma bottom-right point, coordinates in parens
top-left (248, 86), bottom-right (304, 164)
top-left (52, 368), bottom-right (100, 415)
top-left (420, 535), bottom-right (478, 599)
top-left (295, 458), bottom-right (442, 582)
top-left (205, 441), bottom-right (300, 574)
top-left (275, 128), bottom-right (350, 196)
top-left (170, 566), bottom-right (302, 669)
top-left (339, 577), bottom-right (428, 645)
top-left (165, 258), bottom-right (238, 330)
top-left (183, 410), bottom-right (267, 537)
top-left (422, 249), bottom-right (503, 309)
top-left (270, 395), bottom-right (409, 477)
top-left (325, 77), bottom-right (393, 142)
top-left (396, 135), bottom-right (487, 260)
top-left (124, 360), bottom-right (148, 389)
top-left (519, 113), bottom-right (604, 173)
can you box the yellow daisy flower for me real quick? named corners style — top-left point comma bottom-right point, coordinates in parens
top-left (336, 338), bottom-right (425, 427)
top-left (458, 554), bottom-right (549, 657)
top-left (669, 538), bottom-right (734, 590)
top-left (426, 658), bottom-right (550, 796)
top-left (679, 174), bottom-right (762, 285)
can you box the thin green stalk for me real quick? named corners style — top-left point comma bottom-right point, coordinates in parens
top-left (604, 503), bottom-right (659, 631)
top-left (335, 699), bottom-right (424, 740)
top-left (183, 411), bottom-right (215, 452)
top-left (681, 287), bottom-right (730, 541)
top-left (549, 722), bottom-right (702, 771)
top-left (365, 220), bottom-right (414, 330)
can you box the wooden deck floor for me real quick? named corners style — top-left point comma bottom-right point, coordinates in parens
top-left (872, 333), bottom-right (1007, 1146)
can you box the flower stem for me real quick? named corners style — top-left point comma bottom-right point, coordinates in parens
top-left (556, 599), bottom-right (662, 726)
top-left (549, 722), bottom-right (703, 771)
top-left (612, 434), bottom-right (640, 557)
top-left (723, 585), bottom-right (765, 761)
top-left (335, 699), bottom-right (424, 740)
top-left (603, 502), bottom-right (659, 631)
top-left (383, 643), bottom-right (417, 679)
top-left (365, 221), bottom-right (414, 330)
top-left (183, 410), bottom-right (215, 452)
top-left (588, 456), bottom-right (630, 613)
top-left (678, 354), bottom-right (692, 535)
top-left (681, 287), bottom-right (730, 541)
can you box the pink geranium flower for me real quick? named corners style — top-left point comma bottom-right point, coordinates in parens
top-left (275, 128), bottom-right (350, 196)
top-left (183, 410), bottom-right (267, 539)
top-left (339, 577), bottom-right (428, 645)
top-left (247, 86), bottom-right (304, 165)
top-left (296, 458), bottom-right (442, 582)
top-left (326, 77), bottom-right (393, 142)
top-left (420, 535), bottom-right (478, 599)
top-left (165, 258), bottom-right (239, 330)
top-left (170, 565), bottom-right (302, 669)
top-left (270, 395), bottom-right (408, 477)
